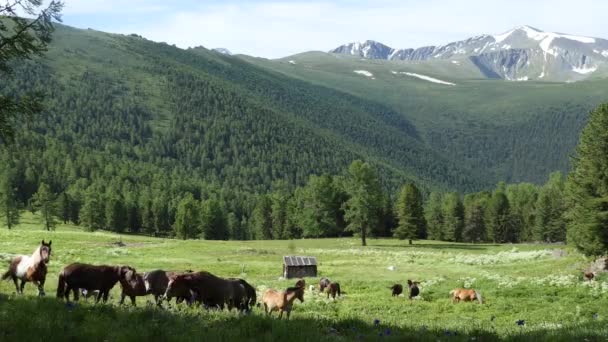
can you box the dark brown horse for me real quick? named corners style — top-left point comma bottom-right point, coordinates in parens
top-left (2, 240), bottom-right (52, 296)
top-left (164, 271), bottom-right (233, 310)
top-left (56, 263), bottom-right (134, 303)
top-left (143, 270), bottom-right (193, 305)
top-left (295, 278), bottom-right (306, 288)
top-left (119, 269), bottom-right (147, 305)
top-left (238, 279), bottom-right (256, 312)
top-left (389, 284), bottom-right (403, 296)
top-left (261, 286), bottom-right (304, 319)
top-left (319, 277), bottom-right (331, 292)
top-left (407, 280), bottom-right (420, 299)
top-left (327, 282), bottom-right (341, 299)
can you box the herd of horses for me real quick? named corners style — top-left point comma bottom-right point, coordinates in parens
top-left (1, 240), bottom-right (484, 320)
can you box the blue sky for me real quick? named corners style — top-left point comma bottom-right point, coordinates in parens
top-left (60, 0), bottom-right (608, 58)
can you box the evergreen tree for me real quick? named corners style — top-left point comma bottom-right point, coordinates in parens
top-left (80, 188), bottom-right (104, 231)
top-left (270, 180), bottom-right (290, 239)
top-left (57, 192), bottom-right (70, 224)
top-left (173, 193), bottom-right (199, 240)
top-left (425, 192), bottom-right (444, 240)
top-left (201, 199), bottom-right (228, 240)
top-left (105, 196), bottom-right (127, 233)
top-left (394, 183), bottom-right (426, 244)
top-left (485, 190), bottom-right (511, 243)
top-left (506, 183), bottom-right (538, 242)
top-left (441, 192), bottom-right (464, 242)
top-left (565, 105), bottom-right (608, 256)
top-left (462, 192), bottom-right (489, 242)
top-left (32, 182), bottom-right (57, 231)
top-left (0, 168), bottom-right (20, 229)
top-left (252, 195), bottom-right (273, 240)
top-left (343, 160), bottom-right (383, 246)
top-left (226, 212), bottom-right (243, 240)
top-left (152, 197), bottom-right (170, 235)
top-left (534, 172), bottom-right (565, 242)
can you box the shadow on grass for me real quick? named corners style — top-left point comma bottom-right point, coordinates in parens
top-left (0, 295), bottom-right (605, 341)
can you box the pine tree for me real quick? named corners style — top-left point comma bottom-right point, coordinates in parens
top-left (485, 190), bottom-right (511, 243)
top-left (425, 192), bottom-right (444, 241)
top-left (565, 104), bottom-right (608, 256)
top-left (463, 192), bottom-right (489, 242)
top-left (343, 160), bottom-right (383, 246)
top-left (252, 195), bottom-right (273, 240)
top-left (394, 183), bottom-right (426, 244)
top-left (506, 183), bottom-right (538, 242)
top-left (80, 188), bottom-right (104, 231)
top-left (534, 172), bottom-right (565, 242)
top-left (270, 180), bottom-right (290, 239)
top-left (173, 193), bottom-right (199, 240)
top-left (57, 192), bottom-right (71, 224)
top-left (0, 168), bottom-right (20, 229)
top-left (105, 196), bottom-right (127, 233)
top-left (441, 192), bottom-right (464, 242)
top-left (32, 182), bottom-right (57, 231)
top-left (201, 199), bottom-right (228, 240)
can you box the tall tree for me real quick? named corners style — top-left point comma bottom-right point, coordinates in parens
top-left (506, 183), bottom-right (538, 242)
top-left (565, 104), bottom-right (608, 256)
top-left (425, 192), bottom-right (444, 240)
top-left (201, 199), bottom-right (228, 240)
top-left (80, 188), bottom-right (104, 231)
top-left (105, 196), bottom-right (127, 233)
top-left (31, 182), bottom-right (57, 230)
top-left (57, 192), bottom-right (70, 224)
top-left (534, 172), bottom-right (565, 242)
top-left (173, 193), bottom-right (199, 240)
top-left (252, 195), bottom-right (273, 240)
top-left (0, 167), bottom-right (20, 229)
top-left (463, 192), bottom-right (489, 242)
top-left (270, 180), bottom-right (290, 239)
top-left (394, 183), bottom-right (426, 244)
top-left (0, 1), bottom-right (63, 143)
top-left (485, 189), bottom-right (511, 243)
top-left (292, 175), bottom-right (346, 238)
top-left (343, 160), bottom-right (383, 246)
top-left (441, 192), bottom-right (464, 242)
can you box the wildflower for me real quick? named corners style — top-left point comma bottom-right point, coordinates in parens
top-left (385, 329), bottom-right (392, 336)
top-left (374, 319), bottom-right (380, 326)
top-left (516, 320), bottom-right (525, 326)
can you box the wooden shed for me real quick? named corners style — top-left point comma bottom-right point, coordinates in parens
top-left (283, 256), bottom-right (317, 279)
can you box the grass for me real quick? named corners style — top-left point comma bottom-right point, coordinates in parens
top-left (1, 214), bottom-right (607, 341)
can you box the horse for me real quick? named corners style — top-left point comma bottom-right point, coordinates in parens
top-left (261, 286), bottom-right (304, 319)
top-left (327, 282), bottom-right (341, 299)
top-left (119, 269), bottom-right (148, 305)
top-left (2, 240), bottom-right (52, 296)
top-left (56, 263), bottom-right (134, 303)
top-left (389, 284), bottom-right (403, 296)
top-left (319, 277), bottom-right (331, 292)
top-left (449, 288), bottom-right (483, 304)
top-left (239, 279), bottom-right (256, 312)
top-left (164, 271), bottom-right (233, 310)
top-left (295, 278), bottom-right (306, 289)
top-left (226, 278), bottom-right (256, 312)
top-left (584, 271), bottom-right (596, 281)
top-left (407, 280), bottom-right (420, 299)
top-left (143, 270), bottom-right (193, 305)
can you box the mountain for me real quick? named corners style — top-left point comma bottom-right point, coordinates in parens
top-left (212, 48), bottom-right (232, 55)
top-left (330, 26), bottom-right (608, 82)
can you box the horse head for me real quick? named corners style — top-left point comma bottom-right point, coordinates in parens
top-left (118, 265), bottom-right (137, 281)
top-left (164, 274), bottom-right (189, 301)
top-left (39, 240), bottom-right (52, 264)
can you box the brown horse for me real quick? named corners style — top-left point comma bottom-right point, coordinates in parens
top-left (261, 286), bottom-right (304, 319)
top-left (56, 263), bottom-right (134, 303)
top-left (327, 282), bottom-right (341, 299)
top-left (450, 288), bottom-right (483, 304)
top-left (584, 271), bottom-right (596, 281)
top-left (389, 284), bottom-right (403, 296)
top-left (319, 277), bottom-right (331, 292)
top-left (143, 270), bottom-right (193, 305)
top-left (2, 240), bottom-right (52, 296)
top-left (164, 271), bottom-right (233, 310)
top-left (407, 280), bottom-right (420, 299)
top-left (119, 269), bottom-right (147, 305)
top-left (239, 279), bottom-right (257, 312)
top-left (295, 278), bottom-right (306, 289)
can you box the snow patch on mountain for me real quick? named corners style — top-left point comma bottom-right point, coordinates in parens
top-left (393, 71), bottom-right (455, 85)
top-left (572, 65), bottom-right (598, 74)
top-left (354, 70), bottom-right (374, 78)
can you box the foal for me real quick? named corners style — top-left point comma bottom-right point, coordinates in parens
top-left (2, 240), bottom-right (52, 296)
top-left (450, 288), bottom-right (483, 304)
top-left (327, 282), bottom-right (341, 299)
top-left (407, 280), bottom-right (419, 299)
top-left (261, 286), bottom-right (304, 319)
top-left (389, 284), bottom-right (403, 296)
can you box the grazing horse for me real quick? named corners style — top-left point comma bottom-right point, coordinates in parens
top-left (389, 284), bottom-right (403, 296)
top-left (327, 282), bottom-right (341, 299)
top-left (407, 280), bottom-right (420, 299)
top-left (261, 286), bottom-right (304, 319)
top-left (2, 240), bottom-right (52, 296)
top-left (164, 271), bottom-right (233, 310)
top-left (450, 288), bottom-right (483, 304)
top-left (56, 263), bottom-right (134, 303)
top-left (319, 277), bottom-right (331, 292)
top-left (239, 279), bottom-right (256, 312)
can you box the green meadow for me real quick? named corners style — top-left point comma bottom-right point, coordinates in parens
top-left (1, 214), bottom-right (607, 341)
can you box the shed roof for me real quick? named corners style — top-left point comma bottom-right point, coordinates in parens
top-left (283, 255), bottom-right (317, 266)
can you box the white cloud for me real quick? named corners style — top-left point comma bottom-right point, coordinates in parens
top-left (65, 0), bottom-right (608, 58)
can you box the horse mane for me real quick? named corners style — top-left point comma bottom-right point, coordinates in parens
top-left (285, 286), bottom-right (303, 293)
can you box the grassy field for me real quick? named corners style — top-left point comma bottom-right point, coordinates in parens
top-left (1, 214), bottom-right (607, 341)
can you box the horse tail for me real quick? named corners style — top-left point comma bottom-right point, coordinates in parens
top-left (1, 269), bottom-right (11, 280)
top-left (449, 289), bottom-right (455, 296)
top-left (475, 290), bottom-right (483, 304)
top-left (56, 271), bottom-right (66, 298)
top-left (337, 284), bottom-right (342, 296)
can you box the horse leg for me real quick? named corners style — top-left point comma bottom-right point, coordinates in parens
top-left (102, 290), bottom-right (109, 303)
top-left (278, 309), bottom-right (283, 320)
top-left (95, 290), bottom-right (103, 304)
top-left (11, 276), bottom-right (20, 294)
top-left (119, 292), bottom-right (126, 305)
top-left (19, 279), bottom-right (26, 294)
top-left (37, 279), bottom-right (46, 296)
top-left (264, 303), bottom-right (269, 316)
top-left (73, 288), bottom-right (80, 302)
top-left (130, 296), bottom-right (136, 306)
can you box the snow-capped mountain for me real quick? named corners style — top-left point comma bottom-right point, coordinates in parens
top-left (330, 26), bottom-right (608, 81)
top-left (213, 48), bottom-right (232, 55)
